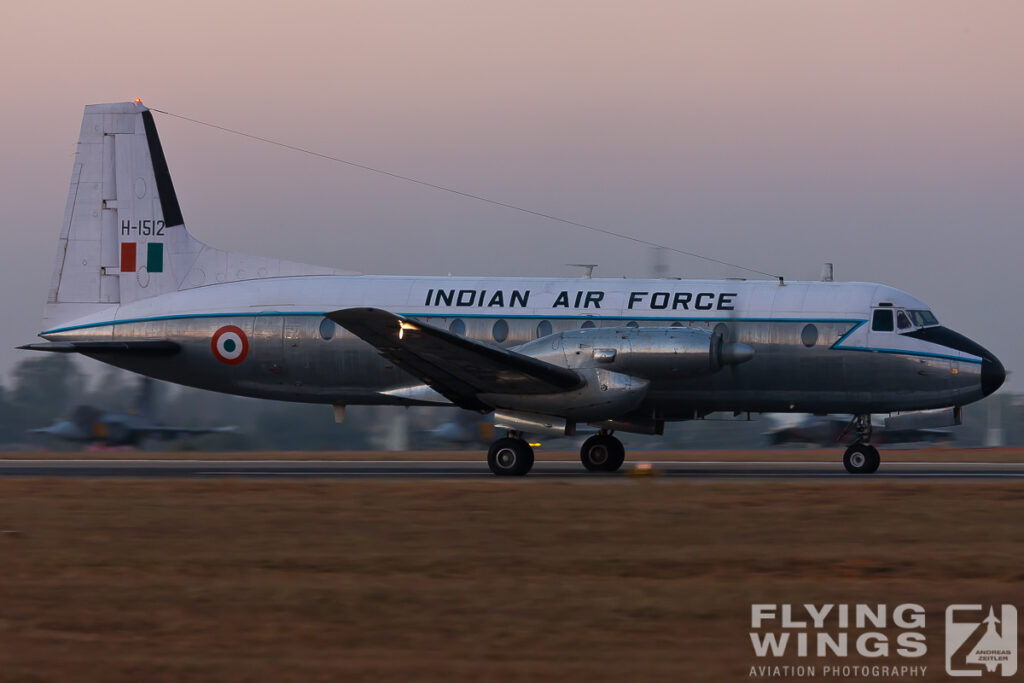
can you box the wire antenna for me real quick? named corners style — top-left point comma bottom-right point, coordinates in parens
top-left (151, 107), bottom-right (783, 280)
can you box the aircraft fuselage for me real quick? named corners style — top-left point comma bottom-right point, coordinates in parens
top-left (41, 275), bottom-right (1001, 416)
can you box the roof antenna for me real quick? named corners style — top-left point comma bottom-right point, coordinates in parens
top-left (820, 263), bottom-right (834, 282)
top-left (568, 264), bottom-right (597, 279)
top-left (650, 247), bottom-right (667, 278)
top-left (151, 107), bottom-right (786, 282)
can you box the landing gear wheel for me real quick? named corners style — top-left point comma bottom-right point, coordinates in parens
top-left (487, 438), bottom-right (535, 476)
top-left (843, 443), bottom-right (880, 474)
top-left (580, 434), bottom-right (626, 472)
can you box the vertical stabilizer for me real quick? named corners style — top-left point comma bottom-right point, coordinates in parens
top-left (47, 101), bottom-right (202, 323)
top-left (44, 101), bottom-right (353, 330)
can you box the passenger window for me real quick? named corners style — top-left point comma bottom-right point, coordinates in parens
top-left (896, 311), bottom-right (912, 330)
top-left (318, 317), bottom-right (336, 340)
top-left (872, 309), bottom-right (894, 332)
top-left (492, 319), bottom-right (509, 343)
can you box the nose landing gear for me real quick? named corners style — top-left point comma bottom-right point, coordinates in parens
top-left (842, 414), bottom-right (880, 474)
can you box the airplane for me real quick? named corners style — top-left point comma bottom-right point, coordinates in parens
top-left (764, 414), bottom-right (953, 447)
top-left (425, 411), bottom-right (496, 448)
top-left (19, 101), bottom-right (1005, 475)
top-left (29, 377), bottom-right (235, 447)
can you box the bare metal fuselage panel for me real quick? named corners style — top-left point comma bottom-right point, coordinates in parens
top-left (41, 275), bottom-right (991, 417)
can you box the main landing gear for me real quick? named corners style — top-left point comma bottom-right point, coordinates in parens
top-left (579, 432), bottom-right (625, 472)
top-left (487, 434), bottom-right (534, 476)
top-left (842, 414), bottom-right (880, 475)
top-left (486, 430), bottom-right (627, 476)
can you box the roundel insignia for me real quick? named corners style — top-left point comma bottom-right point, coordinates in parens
top-left (211, 325), bottom-right (249, 365)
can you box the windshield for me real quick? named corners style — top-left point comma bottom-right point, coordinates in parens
top-left (907, 310), bottom-right (939, 327)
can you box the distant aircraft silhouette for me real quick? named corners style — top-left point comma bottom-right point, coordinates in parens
top-left (30, 377), bottom-right (235, 447)
top-left (425, 411), bottom-right (495, 447)
top-left (765, 414), bottom-right (952, 447)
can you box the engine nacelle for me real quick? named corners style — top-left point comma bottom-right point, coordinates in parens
top-left (493, 410), bottom-right (575, 436)
top-left (513, 326), bottom-right (753, 379)
top-left (479, 367), bottom-right (649, 422)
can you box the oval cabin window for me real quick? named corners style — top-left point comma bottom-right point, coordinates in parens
top-left (802, 323), bottom-right (819, 348)
top-left (492, 319), bottom-right (509, 343)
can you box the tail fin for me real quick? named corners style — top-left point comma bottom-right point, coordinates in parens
top-left (45, 101), bottom-right (352, 330)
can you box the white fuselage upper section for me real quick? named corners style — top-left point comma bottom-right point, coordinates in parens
top-left (44, 275), bottom-right (928, 334)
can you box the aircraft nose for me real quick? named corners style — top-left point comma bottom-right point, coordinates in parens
top-left (906, 326), bottom-right (1005, 398)
top-left (981, 353), bottom-right (1006, 397)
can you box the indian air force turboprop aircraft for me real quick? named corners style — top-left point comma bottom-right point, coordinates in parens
top-left (20, 101), bottom-right (1006, 475)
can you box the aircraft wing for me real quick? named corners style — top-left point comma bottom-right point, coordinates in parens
top-left (327, 308), bottom-right (583, 411)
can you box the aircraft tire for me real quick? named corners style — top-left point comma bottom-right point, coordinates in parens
top-left (487, 438), bottom-right (534, 476)
top-left (580, 434), bottom-right (626, 472)
top-left (864, 446), bottom-right (881, 473)
top-left (843, 444), bottom-right (880, 474)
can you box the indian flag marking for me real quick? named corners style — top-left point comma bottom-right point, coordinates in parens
top-left (120, 243), bottom-right (137, 272)
top-left (211, 325), bottom-right (249, 365)
top-left (147, 242), bottom-right (164, 273)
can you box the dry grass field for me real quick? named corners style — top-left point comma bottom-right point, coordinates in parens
top-left (0, 475), bottom-right (1022, 681)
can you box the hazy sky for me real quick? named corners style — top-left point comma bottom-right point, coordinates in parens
top-left (1, 1), bottom-right (1021, 388)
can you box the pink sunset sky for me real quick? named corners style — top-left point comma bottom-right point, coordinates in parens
top-left (1, 1), bottom-right (1021, 384)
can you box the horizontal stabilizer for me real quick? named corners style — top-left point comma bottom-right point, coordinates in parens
top-left (327, 308), bottom-right (583, 411)
top-left (18, 340), bottom-right (181, 355)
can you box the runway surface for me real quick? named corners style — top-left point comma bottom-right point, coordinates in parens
top-left (2, 459), bottom-right (1024, 479)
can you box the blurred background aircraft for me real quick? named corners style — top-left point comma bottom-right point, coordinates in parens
top-left (424, 411), bottom-right (496, 448)
top-left (29, 377), bottom-right (234, 448)
top-left (764, 414), bottom-right (953, 447)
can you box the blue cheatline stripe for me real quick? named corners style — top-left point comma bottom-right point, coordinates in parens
top-left (40, 312), bottom-right (979, 363)
top-left (830, 320), bottom-right (866, 349)
top-left (829, 320), bottom-right (983, 364)
top-left (833, 346), bottom-right (983, 364)
top-left (40, 312), bottom-right (863, 335)
top-left (42, 312), bottom-right (328, 334)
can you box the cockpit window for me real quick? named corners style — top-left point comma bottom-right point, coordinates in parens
top-left (907, 310), bottom-right (939, 327)
top-left (872, 309), bottom-right (894, 332)
top-left (896, 311), bottom-right (912, 330)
